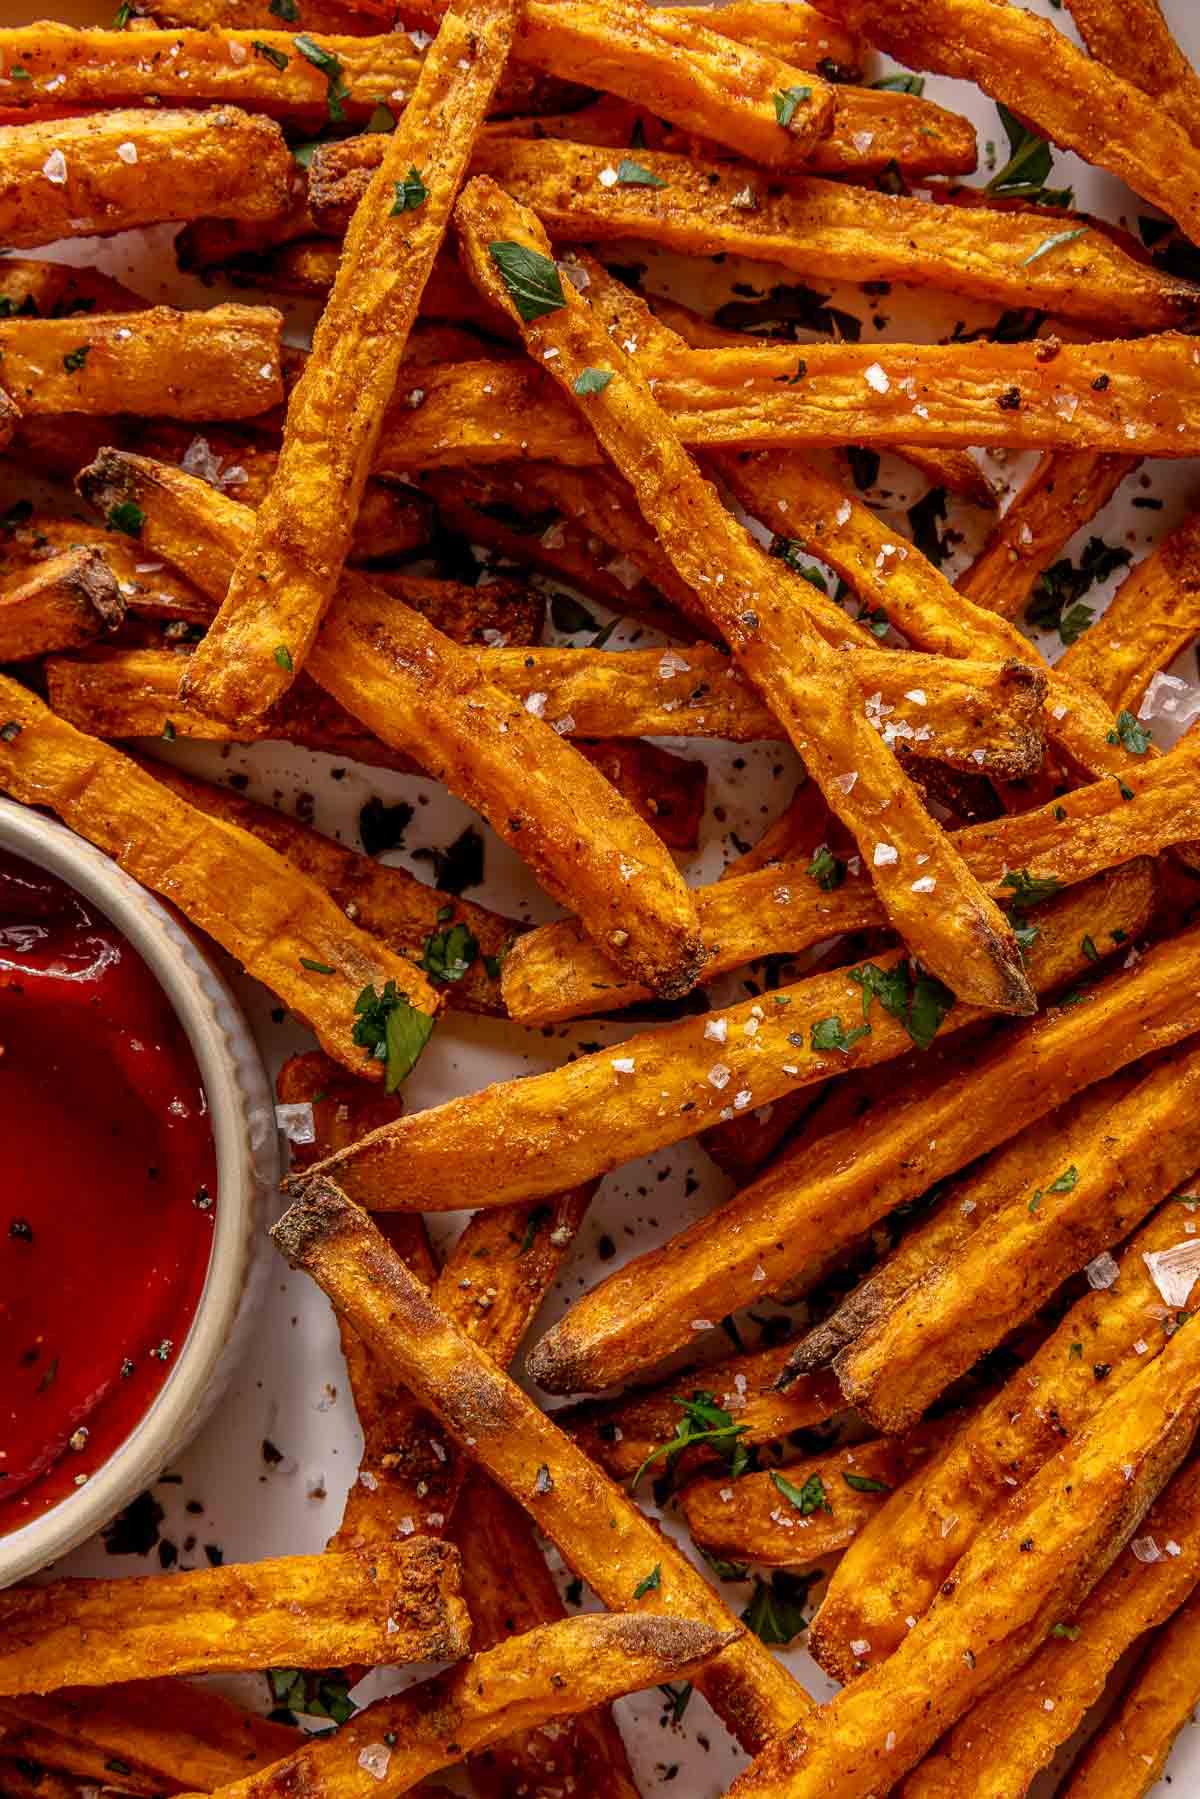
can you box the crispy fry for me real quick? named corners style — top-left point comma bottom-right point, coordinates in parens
top-left (501, 730), bottom-right (1195, 1025)
top-left (811, 1192), bottom-right (1200, 1681)
top-left (0, 514), bottom-right (210, 624)
top-left (299, 863), bottom-right (1147, 1229)
top-left (146, 762), bottom-right (515, 1016)
top-left (812, 0), bottom-right (1200, 242)
top-left (0, 305), bottom-right (281, 419)
top-left (309, 137), bottom-right (1199, 332)
top-left (0, 1544), bottom-right (467, 1693)
top-left (370, 335), bottom-right (1200, 464)
top-left (675, 0), bottom-right (861, 72)
top-left (458, 176), bottom-right (1029, 1016)
top-left (133, 0), bottom-right (389, 32)
top-left (454, 1472), bottom-right (641, 1799)
top-left (1068, 0), bottom-right (1200, 141)
top-left (178, 0), bottom-right (518, 724)
top-left (0, 1681), bottom-right (299, 1793)
top-left (0, 549), bottom-right (122, 658)
top-left (0, 257), bottom-right (144, 317)
top-left (272, 1181), bottom-right (812, 1752)
top-left (0, 109), bottom-right (292, 247)
top-left (521, 874), bottom-right (1183, 1396)
top-left (1058, 508), bottom-right (1200, 713)
top-left (837, 1041), bottom-right (1200, 1433)
top-left (276, 1048), bottom-right (411, 1173)
top-left (0, 676), bottom-right (440, 1070)
top-left (0, 1763), bottom-right (86, 1799)
top-left (902, 1452), bottom-right (1200, 1798)
top-left (680, 1419), bottom-right (953, 1569)
top-left (1063, 1582), bottom-right (1200, 1798)
top-left (956, 452), bottom-right (1138, 621)
top-left (76, 453), bottom-right (706, 999)
top-left (207, 1613), bottom-right (733, 1799)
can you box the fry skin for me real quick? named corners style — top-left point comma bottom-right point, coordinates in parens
top-left (179, 0), bottom-right (518, 724)
top-left (457, 176), bottom-right (1030, 1017)
top-left (0, 549), bottom-right (122, 658)
top-left (813, 1192), bottom-right (1200, 1680)
top-left (811, 0), bottom-right (1200, 243)
top-left (727, 1320), bottom-right (1200, 1799)
top-left (0, 109), bottom-right (293, 247)
top-left (902, 1451), bottom-right (1200, 1798)
top-left (271, 1181), bottom-right (813, 1753)
top-left (0, 676), bottom-right (441, 1072)
top-left (1058, 508), bottom-right (1200, 713)
top-left (204, 1613), bottom-right (735, 1799)
top-left (0, 1544), bottom-right (467, 1693)
top-left (77, 452), bottom-right (705, 999)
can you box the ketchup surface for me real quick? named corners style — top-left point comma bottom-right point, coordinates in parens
top-left (0, 847), bottom-right (216, 1534)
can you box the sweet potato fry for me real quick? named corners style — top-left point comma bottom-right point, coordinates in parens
top-left (680, 1418), bottom-right (953, 1570)
top-left (0, 676), bottom-right (441, 1071)
top-left (319, 137), bottom-right (1200, 332)
top-left (523, 879), bottom-right (1190, 1397)
top-left (726, 1319), bottom-right (1200, 1799)
top-left (299, 863), bottom-right (1148, 1227)
top-left (837, 1041), bottom-right (1200, 1433)
top-left (0, 1543), bottom-right (467, 1693)
top-left (0, 305), bottom-right (281, 419)
top-left (370, 335), bottom-right (1200, 463)
top-left (812, 0), bottom-right (1200, 243)
top-left (1058, 508), bottom-right (1200, 713)
top-left (0, 549), bottom-right (122, 658)
top-left (457, 176), bottom-right (1029, 1016)
top-left (674, 0), bottom-right (862, 72)
top-left (955, 452), bottom-right (1138, 621)
top-left (1063, 1582), bottom-right (1200, 1798)
top-left (902, 1451), bottom-right (1200, 1798)
top-left (501, 728), bottom-right (1195, 1025)
top-left (177, 0), bottom-right (519, 724)
top-left (0, 1681), bottom-right (299, 1793)
top-left (0, 1763), bottom-right (85, 1799)
top-left (1068, 0), bottom-right (1200, 142)
top-left (76, 452), bottom-right (705, 999)
top-left (272, 1181), bottom-right (812, 1752)
top-left (810, 1192), bottom-right (1200, 1681)
top-left (133, 0), bottom-right (388, 33)
top-left (0, 109), bottom-right (293, 247)
top-left (0, 257), bottom-right (144, 318)
top-left (145, 761), bottom-right (515, 1017)
top-left (454, 1473), bottom-right (641, 1799)
top-left (204, 1613), bottom-right (733, 1799)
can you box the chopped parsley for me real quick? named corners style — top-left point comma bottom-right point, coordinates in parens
top-left (62, 343), bottom-right (91, 373)
top-left (273, 644), bottom-right (293, 672)
top-left (871, 71), bottom-right (924, 95)
top-left (631, 1390), bottom-right (749, 1490)
top-left (774, 86), bottom-right (813, 128)
top-left (741, 1570), bottom-right (816, 1645)
top-left (419, 920), bottom-right (479, 984)
top-left (1021, 227), bottom-right (1088, 268)
top-left (573, 366), bottom-right (614, 395)
top-left (771, 1470), bottom-right (830, 1514)
top-left (292, 35), bottom-right (349, 120)
top-left (106, 500), bottom-right (144, 537)
top-left (616, 158), bottom-right (666, 188)
top-left (633, 1564), bottom-right (662, 1598)
top-left (299, 956), bottom-right (336, 974)
top-left (267, 1668), bottom-right (357, 1726)
top-left (986, 104), bottom-right (1073, 207)
top-left (392, 168), bottom-right (429, 213)
top-left (1025, 535), bottom-right (1130, 643)
top-left (269, 0), bottom-right (299, 17)
top-left (848, 959), bottom-right (954, 1052)
top-left (843, 1471), bottom-right (890, 1494)
top-left (351, 981), bottom-right (434, 1092)
top-left (251, 39), bottom-right (290, 69)
top-left (810, 1015), bottom-right (871, 1056)
top-left (1000, 869), bottom-right (1063, 910)
top-left (806, 844), bottom-right (846, 891)
top-left (1108, 709), bottom-right (1151, 755)
top-left (487, 242), bottom-right (566, 321)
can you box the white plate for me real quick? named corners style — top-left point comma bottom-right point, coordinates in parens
top-left (3, 2), bottom-right (1199, 1790)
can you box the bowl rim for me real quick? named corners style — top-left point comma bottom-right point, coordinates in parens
top-left (0, 796), bottom-right (277, 1586)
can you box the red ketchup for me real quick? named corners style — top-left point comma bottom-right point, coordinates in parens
top-left (0, 848), bottom-right (216, 1534)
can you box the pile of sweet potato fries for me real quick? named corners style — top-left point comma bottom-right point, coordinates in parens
top-left (3, 0), bottom-right (1200, 1791)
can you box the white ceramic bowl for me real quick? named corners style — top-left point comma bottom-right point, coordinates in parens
top-left (0, 797), bottom-right (278, 1588)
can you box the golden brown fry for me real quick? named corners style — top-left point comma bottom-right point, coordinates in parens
top-left (0, 110), bottom-right (293, 247)
top-left (837, 1042), bottom-right (1200, 1433)
top-left (77, 453), bottom-right (705, 1000)
top-left (675, 0), bottom-right (862, 72)
top-left (0, 1544), bottom-right (466, 1694)
top-left (521, 874), bottom-right (1180, 1396)
top-left (0, 306), bottom-right (281, 419)
top-left (0, 257), bottom-right (144, 317)
top-left (370, 335), bottom-right (1200, 463)
top-left (310, 137), bottom-right (1200, 332)
top-left (1068, 0), bottom-right (1200, 141)
top-left (812, 0), bottom-right (1200, 242)
top-left (146, 761), bottom-right (515, 1017)
top-left (207, 1612), bottom-right (733, 1799)
top-left (956, 452), bottom-right (1138, 621)
top-left (1058, 508), bottom-right (1200, 713)
top-left (0, 676), bottom-right (440, 1070)
top-left (0, 1763), bottom-right (87, 1799)
top-left (1063, 1582), bottom-right (1200, 1798)
top-left (0, 1681), bottom-right (300, 1793)
top-left (457, 176), bottom-right (1029, 1016)
top-left (0, 549), bottom-right (122, 658)
top-left (178, 0), bottom-right (518, 724)
top-left (133, 0), bottom-right (388, 32)
top-left (501, 730), bottom-right (1195, 1025)
top-left (454, 1473), bottom-right (641, 1799)
top-left (811, 1191), bottom-right (1200, 1681)
top-left (903, 1451), bottom-right (1200, 1798)
top-left (272, 1181), bottom-right (811, 1753)
top-left (680, 1420), bottom-right (952, 1569)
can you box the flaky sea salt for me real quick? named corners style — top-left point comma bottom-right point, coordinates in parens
top-left (1085, 1251), bottom-right (1120, 1290)
top-left (873, 843), bottom-right (899, 866)
top-left (42, 148), bottom-right (67, 184)
top-left (357, 1746), bottom-right (391, 1782)
top-left (1142, 1239), bottom-right (1200, 1308)
top-left (274, 1103), bottom-right (315, 1144)
top-left (864, 362), bottom-right (889, 393)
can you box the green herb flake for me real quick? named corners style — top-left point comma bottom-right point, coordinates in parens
top-left (633, 1564), bottom-right (662, 1599)
top-left (269, 0), bottom-right (299, 17)
top-left (266, 1668), bottom-right (357, 1726)
top-left (631, 1390), bottom-right (749, 1490)
top-left (1020, 227), bottom-right (1088, 269)
top-left (0, 721), bottom-right (22, 744)
top-left (1108, 709), bottom-right (1151, 755)
top-left (487, 241), bottom-right (567, 322)
top-left (843, 1470), bottom-right (890, 1494)
top-left (366, 100), bottom-right (395, 133)
top-left (871, 71), bottom-right (924, 95)
top-left (741, 1571), bottom-right (816, 1645)
top-left (63, 344), bottom-right (91, 376)
top-left (1051, 1621), bottom-right (1081, 1640)
top-left (251, 39), bottom-right (290, 69)
top-left (573, 366), bottom-right (614, 395)
top-left (986, 103), bottom-right (1073, 208)
top-left (1000, 869), bottom-right (1063, 910)
top-left (774, 85), bottom-right (813, 128)
top-left (1048, 1165), bottom-right (1078, 1193)
top-left (616, 157), bottom-right (667, 188)
top-left (419, 919), bottom-right (479, 984)
top-left (1014, 922), bottom-right (1040, 959)
top-left (771, 1470), bottom-right (830, 1515)
top-left (273, 644), bottom-right (294, 672)
top-left (1081, 934), bottom-right (1099, 962)
top-left (299, 956), bottom-right (336, 974)
top-left (849, 959), bottom-right (954, 1052)
top-left (112, 0), bottom-right (132, 24)
top-left (351, 980), bottom-right (435, 1092)
top-left (806, 843), bottom-right (846, 892)
top-left (106, 500), bottom-right (144, 537)
top-left (392, 167), bottom-right (429, 213)
top-left (292, 34), bottom-right (348, 120)
top-left (810, 1015), bottom-right (870, 1057)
